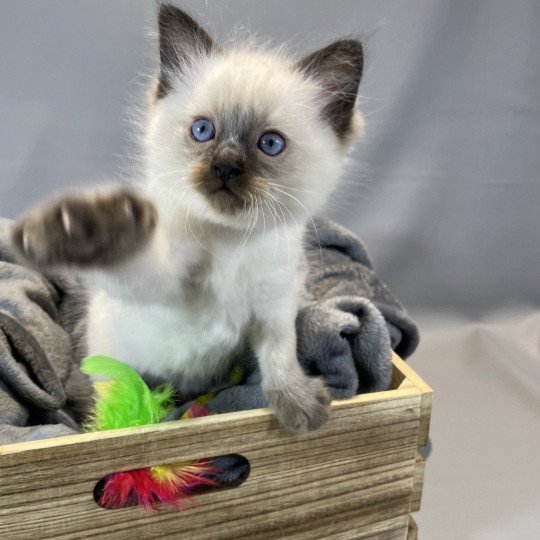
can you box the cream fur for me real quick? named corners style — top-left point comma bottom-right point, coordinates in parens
top-left (86, 45), bottom-right (363, 415)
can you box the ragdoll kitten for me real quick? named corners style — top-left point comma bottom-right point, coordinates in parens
top-left (11, 4), bottom-right (364, 432)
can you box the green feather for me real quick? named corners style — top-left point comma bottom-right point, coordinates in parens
top-left (81, 355), bottom-right (175, 431)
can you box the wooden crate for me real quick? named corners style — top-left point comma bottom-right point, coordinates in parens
top-left (0, 353), bottom-right (431, 539)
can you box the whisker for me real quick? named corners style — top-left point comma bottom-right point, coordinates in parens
top-left (267, 192), bottom-right (291, 270)
top-left (184, 196), bottom-right (215, 257)
top-left (252, 187), bottom-right (267, 240)
top-left (241, 194), bottom-right (259, 248)
top-left (262, 197), bottom-right (279, 254)
top-left (271, 186), bottom-right (324, 271)
top-left (267, 181), bottom-right (317, 195)
top-left (239, 192), bottom-right (256, 247)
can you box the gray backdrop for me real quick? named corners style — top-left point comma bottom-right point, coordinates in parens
top-left (1, 1), bottom-right (539, 538)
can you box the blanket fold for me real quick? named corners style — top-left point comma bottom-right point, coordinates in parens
top-left (304, 217), bottom-right (419, 359)
top-left (0, 216), bottom-right (419, 445)
top-left (0, 219), bottom-right (90, 443)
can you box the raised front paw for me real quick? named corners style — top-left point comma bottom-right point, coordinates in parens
top-left (11, 188), bottom-right (157, 267)
top-left (265, 376), bottom-right (331, 433)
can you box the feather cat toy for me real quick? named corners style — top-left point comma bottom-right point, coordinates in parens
top-left (81, 355), bottom-right (218, 510)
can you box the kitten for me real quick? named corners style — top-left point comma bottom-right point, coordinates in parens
top-left (11, 4), bottom-right (364, 432)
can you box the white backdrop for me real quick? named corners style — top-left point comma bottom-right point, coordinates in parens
top-left (1, 2), bottom-right (539, 538)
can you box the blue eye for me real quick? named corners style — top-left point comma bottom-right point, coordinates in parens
top-left (258, 132), bottom-right (286, 156)
top-left (191, 118), bottom-right (215, 142)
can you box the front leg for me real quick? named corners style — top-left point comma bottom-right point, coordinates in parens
top-left (252, 301), bottom-right (331, 433)
top-left (11, 187), bottom-right (157, 268)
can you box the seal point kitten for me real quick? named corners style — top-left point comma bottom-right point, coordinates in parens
top-left (11, 4), bottom-right (364, 433)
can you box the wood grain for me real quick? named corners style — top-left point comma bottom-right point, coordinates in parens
top-left (410, 451), bottom-right (425, 513)
top-left (407, 516), bottom-right (418, 540)
top-left (393, 353), bottom-right (432, 447)
top-left (0, 355), bottom-right (431, 539)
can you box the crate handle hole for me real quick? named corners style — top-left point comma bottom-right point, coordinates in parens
top-left (93, 453), bottom-right (250, 510)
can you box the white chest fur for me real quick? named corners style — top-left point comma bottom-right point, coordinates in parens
top-left (85, 222), bottom-right (303, 390)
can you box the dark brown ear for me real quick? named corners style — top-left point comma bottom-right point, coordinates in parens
top-left (156, 4), bottom-right (217, 99)
top-left (297, 39), bottom-right (363, 138)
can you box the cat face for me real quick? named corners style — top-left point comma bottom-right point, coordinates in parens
top-left (145, 5), bottom-right (364, 230)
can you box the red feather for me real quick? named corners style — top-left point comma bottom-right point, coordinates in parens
top-left (98, 459), bottom-right (220, 511)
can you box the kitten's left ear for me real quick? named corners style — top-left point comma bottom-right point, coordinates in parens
top-left (156, 4), bottom-right (218, 98)
top-left (297, 39), bottom-right (363, 139)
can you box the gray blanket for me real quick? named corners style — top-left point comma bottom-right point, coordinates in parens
top-left (0, 217), bottom-right (418, 444)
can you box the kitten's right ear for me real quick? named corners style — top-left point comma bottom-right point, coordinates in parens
top-left (156, 4), bottom-right (217, 99)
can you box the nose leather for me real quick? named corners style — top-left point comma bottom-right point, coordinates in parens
top-left (213, 162), bottom-right (243, 183)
